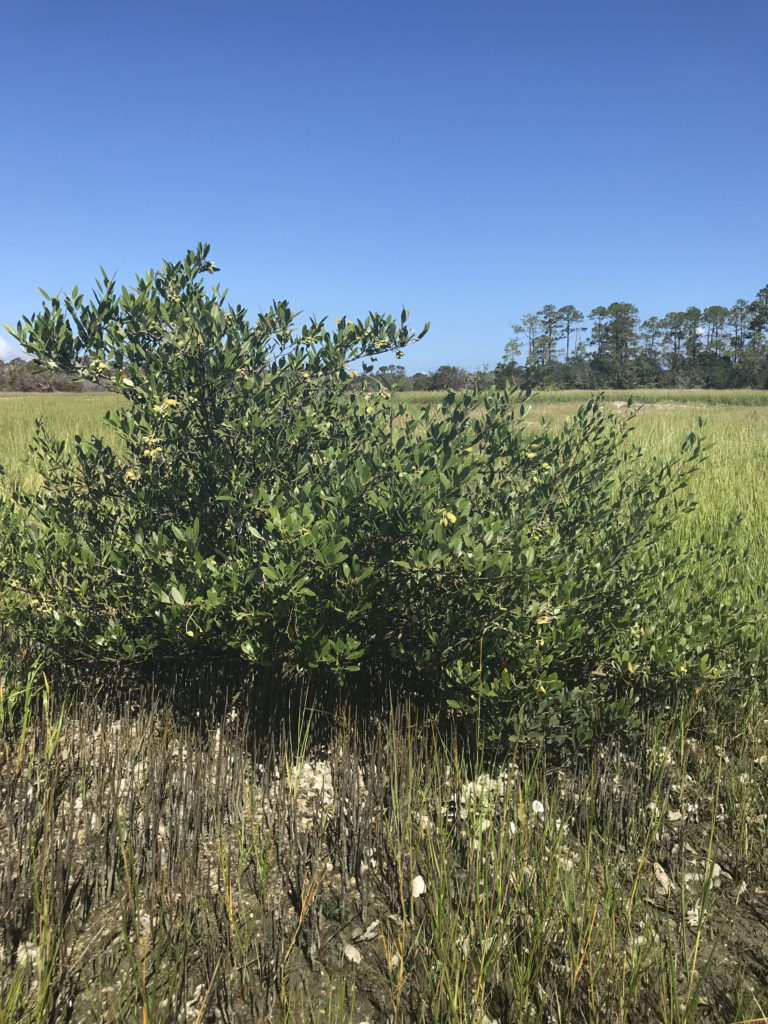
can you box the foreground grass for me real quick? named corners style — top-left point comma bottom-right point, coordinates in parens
top-left (1, 664), bottom-right (767, 1024)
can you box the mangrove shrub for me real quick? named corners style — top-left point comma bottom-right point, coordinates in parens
top-left (0, 246), bottom-right (750, 746)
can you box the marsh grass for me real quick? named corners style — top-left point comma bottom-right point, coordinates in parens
top-left (1, 664), bottom-right (767, 1023)
top-left (527, 401), bottom-right (768, 604)
top-left (0, 394), bottom-right (123, 493)
top-left (399, 389), bottom-right (768, 409)
top-left (397, 391), bottom-right (768, 606)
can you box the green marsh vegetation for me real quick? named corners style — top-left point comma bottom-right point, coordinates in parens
top-left (0, 393), bottom-right (123, 493)
top-left (1, 247), bottom-right (767, 1022)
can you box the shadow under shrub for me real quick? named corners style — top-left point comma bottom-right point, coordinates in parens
top-left (0, 245), bottom-right (758, 751)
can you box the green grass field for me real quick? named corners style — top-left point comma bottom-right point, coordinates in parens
top-left (535, 398), bottom-right (768, 600)
top-left (0, 392), bottom-right (122, 492)
top-left (409, 387), bottom-right (768, 599)
top-left (400, 387), bottom-right (768, 408)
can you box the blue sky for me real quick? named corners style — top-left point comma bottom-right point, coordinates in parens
top-left (1, 0), bottom-right (766, 372)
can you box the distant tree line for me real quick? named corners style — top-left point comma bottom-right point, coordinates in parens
top-left (0, 357), bottom-right (110, 392)
top-left (378, 282), bottom-right (768, 391)
top-left (0, 357), bottom-right (86, 392)
top-left (4, 279), bottom-right (767, 392)
top-left (372, 363), bottom-right (495, 392)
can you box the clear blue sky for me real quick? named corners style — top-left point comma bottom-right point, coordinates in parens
top-left (1, 0), bottom-right (766, 372)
